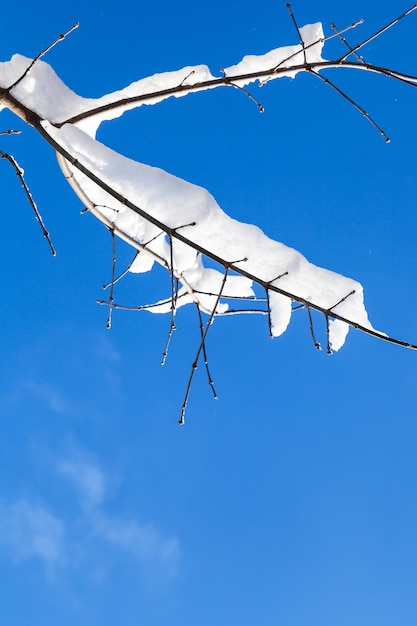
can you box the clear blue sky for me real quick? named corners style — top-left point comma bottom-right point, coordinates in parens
top-left (1, 1), bottom-right (417, 625)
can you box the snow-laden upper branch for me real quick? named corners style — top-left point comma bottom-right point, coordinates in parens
top-left (0, 23), bottom-right (377, 350)
top-left (0, 24), bottom-right (324, 135)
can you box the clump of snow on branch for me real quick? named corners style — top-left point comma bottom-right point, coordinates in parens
top-left (0, 22), bottom-right (376, 350)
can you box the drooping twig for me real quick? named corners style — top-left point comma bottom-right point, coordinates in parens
top-left (307, 306), bottom-right (321, 350)
top-left (161, 223), bottom-right (196, 364)
top-left (0, 150), bottom-right (56, 255)
top-left (106, 227), bottom-right (117, 329)
top-left (309, 68), bottom-right (390, 142)
top-left (325, 315), bottom-right (332, 355)
top-left (161, 232), bottom-right (177, 365)
top-left (220, 69), bottom-right (264, 112)
top-left (196, 304), bottom-right (217, 400)
top-left (180, 259), bottom-right (247, 424)
top-left (264, 272), bottom-right (289, 338)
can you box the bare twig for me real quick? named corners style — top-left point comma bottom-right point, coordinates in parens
top-left (337, 4), bottom-right (417, 63)
top-left (102, 252), bottom-right (138, 289)
top-left (325, 315), bottom-right (332, 355)
top-left (220, 70), bottom-right (264, 112)
top-left (5, 23), bottom-right (79, 94)
top-left (309, 68), bottom-right (390, 142)
top-left (265, 272), bottom-right (289, 338)
top-left (180, 259), bottom-right (247, 424)
top-left (307, 307), bottom-right (321, 350)
top-left (196, 304), bottom-right (217, 399)
top-left (331, 22), bottom-right (365, 63)
top-left (286, 3), bottom-right (307, 64)
top-left (106, 228), bottom-right (117, 329)
top-left (0, 150), bottom-right (56, 255)
top-left (160, 232), bottom-right (177, 365)
top-left (328, 289), bottom-right (356, 312)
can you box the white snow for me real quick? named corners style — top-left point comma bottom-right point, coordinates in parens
top-left (223, 23), bottom-right (325, 85)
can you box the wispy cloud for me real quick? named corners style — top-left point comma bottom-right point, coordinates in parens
top-left (57, 451), bottom-right (181, 582)
top-left (0, 498), bottom-right (66, 570)
top-left (94, 514), bottom-right (180, 581)
top-left (58, 458), bottom-right (106, 509)
top-left (9, 379), bottom-right (71, 415)
top-left (0, 446), bottom-right (180, 585)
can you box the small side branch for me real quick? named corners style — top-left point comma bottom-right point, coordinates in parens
top-left (325, 315), bottom-right (332, 355)
top-left (307, 307), bottom-right (321, 350)
top-left (331, 22), bottom-right (365, 63)
top-left (0, 151), bottom-right (56, 255)
top-left (5, 23), bottom-right (79, 94)
top-left (309, 68), bottom-right (390, 142)
top-left (196, 305), bottom-right (217, 400)
top-left (328, 289), bottom-right (356, 312)
top-left (265, 271), bottom-right (289, 338)
top-left (180, 259), bottom-right (246, 424)
top-left (106, 228), bottom-right (117, 329)
top-left (337, 4), bottom-right (417, 63)
top-left (286, 3), bottom-right (307, 64)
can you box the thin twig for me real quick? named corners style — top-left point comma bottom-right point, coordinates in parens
top-left (180, 259), bottom-right (247, 424)
top-left (196, 305), bottom-right (217, 399)
top-left (331, 22), bottom-right (365, 63)
top-left (307, 307), bottom-right (321, 350)
top-left (325, 315), bottom-right (332, 355)
top-left (102, 252), bottom-right (138, 289)
top-left (161, 233), bottom-right (178, 365)
top-left (337, 4), bottom-right (417, 63)
top-left (328, 289), bottom-right (356, 312)
top-left (106, 228), bottom-right (117, 329)
top-left (6, 23), bottom-right (79, 94)
top-left (265, 272), bottom-right (289, 337)
top-left (97, 291), bottom-right (189, 311)
top-left (0, 151), bottom-right (56, 255)
top-left (286, 3), bottom-right (306, 64)
top-left (220, 70), bottom-right (264, 112)
top-left (309, 68), bottom-right (390, 142)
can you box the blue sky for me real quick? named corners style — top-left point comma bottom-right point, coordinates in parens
top-left (1, 1), bottom-right (417, 624)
